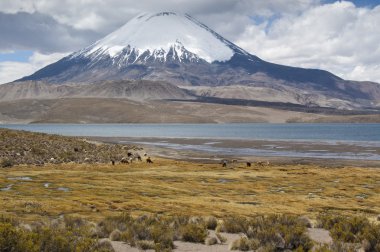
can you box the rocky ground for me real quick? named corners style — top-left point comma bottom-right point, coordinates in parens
top-left (0, 128), bottom-right (140, 166)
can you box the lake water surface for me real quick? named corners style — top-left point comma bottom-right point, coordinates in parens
top-left (2, 124), bottom-right (380, 160)
top-left (1, 123), bottom-right (380, 142)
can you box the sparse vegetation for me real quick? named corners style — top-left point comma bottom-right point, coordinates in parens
top-left (1, 128), bottom-right (380, 251)
top-left (179, 223), bottom-right (208, 243)
top-left (317, 213), bottom-right (380, 252)
top-left (0, 128), bottom-right (138, 165)
top-left (0, 215), bottom-right (114, 252)
top-left (0, 158), bottom-right (14, 168)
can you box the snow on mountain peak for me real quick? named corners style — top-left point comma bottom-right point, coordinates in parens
top-left (82, 12), bottom-right (238, 63)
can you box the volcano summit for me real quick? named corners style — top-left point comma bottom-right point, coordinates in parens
top-left (8, 12), bottom-right (380, 110)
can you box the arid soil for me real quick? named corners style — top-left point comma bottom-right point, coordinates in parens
top-left (1, 98), bottom-right (380, 123)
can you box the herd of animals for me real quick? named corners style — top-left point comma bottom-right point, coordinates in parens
top-left (111, 151), bottom-right (270, 168)
top-left (111, 150), bottom-right (153, 165)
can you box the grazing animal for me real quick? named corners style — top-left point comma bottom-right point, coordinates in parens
top-left (135, 154), bottom-right (142, 162)
top-left (257, 161), bottom-right (270, 166)
top-left (146, 157), bottom-right (153, 163)
top-left (246, 162), bottom-right (251, 167)
top-left (111, 160), bottom-right (115, 165)
top-left (222, 160), bottom-right (227, 167)
top-left (120, 157), bottom-right (129, 164)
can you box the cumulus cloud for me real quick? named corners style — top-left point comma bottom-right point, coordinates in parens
top-left (0, 0), bottom-right (379, 83)
top-left (235, 1), bottom-right (380, 82)
top-left (0, 0), bottom-right (319, 36)
top-left (0, 52), bottom-right (68, 84)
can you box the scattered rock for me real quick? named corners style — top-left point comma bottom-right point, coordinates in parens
top-left (205, 237), bottom-right (218, 245)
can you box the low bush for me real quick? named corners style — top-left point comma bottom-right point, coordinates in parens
top-left (136, 240), bottom-right (155, 250)
top-left (204, 216), bottom-right (218, 230)
top-left (179, 223), bottom-right (208, 243)
top-left (317, 213), bottom-right (380, 252)
top-left (220, 216), bottom-right (248, 233)
top-left (109, 229), bottom-right (122, 241)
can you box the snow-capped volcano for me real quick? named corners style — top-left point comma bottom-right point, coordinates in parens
top-left (16, 12), bottom-right (380, 109)
top-left (75, 12), bottom-right (242, 64)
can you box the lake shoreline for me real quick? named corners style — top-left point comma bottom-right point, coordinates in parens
top-left (88, 136), bottom-right (380, 167)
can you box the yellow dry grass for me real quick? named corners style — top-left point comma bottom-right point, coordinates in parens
top-left (1, 158), bottom-right (379, 222)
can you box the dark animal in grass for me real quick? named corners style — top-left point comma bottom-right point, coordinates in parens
top-left (222, 160), bottom-right (227, 167)
top-left (111, 160), bottom-right (115, 165)
top-left (134, 154), bottom-right (142, 162)
top-left (146, 157), bottom-right (153, 163)
top-left (120, 157), bottom-right (129, 164)
top-left (246, 162), bottom-right (251, 167)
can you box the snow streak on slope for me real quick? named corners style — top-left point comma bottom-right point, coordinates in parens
top-left (75, 12), bottom-right (236, 63)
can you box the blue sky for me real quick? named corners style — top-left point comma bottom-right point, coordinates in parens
top-left (325, 0), bottom-right (380, 7)
top-left (0, 51), bottom-right (34, 63)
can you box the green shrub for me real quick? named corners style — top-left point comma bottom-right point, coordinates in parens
top-left (360, 223), bottom-right (380, 252)
top-left (317, 214), bottom-right (370, 243)
top-left (0, 222), bottom-right (38, 252)
top-left (150, 223), bottom-right (174, 250)
top-left (180, 223), bottom-right (208, 243)
top-left (244, 215), bottom-right (313, 251)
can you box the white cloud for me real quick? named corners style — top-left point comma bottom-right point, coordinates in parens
top-left (0, 52), bottom-right (68, 84)
top-left (0, 0), bottom-right (379, 84)
top-left (235, 1), bottom-right (380, 83)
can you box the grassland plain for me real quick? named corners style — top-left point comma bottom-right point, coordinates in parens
top-left (1, 158), bottom-right (380, 222)
top-left (1, 128), bottom-right (380, 251)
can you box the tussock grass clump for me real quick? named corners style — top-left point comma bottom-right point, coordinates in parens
top-left (242, 215), bottom-right (313, 251)
top-left (0, 215), bottom-right (114, 252)
top-left (136, 240), bottom-right (155, 250)
top-left (97, 213), bottom-right (175, 250)
top-left (317, 213), bottom-right (380, 251)
top-left (204, 216), bottom-right (218, 230)
top-left (97, 213), bottom-right (132, 238)
top-left (109, 229), bottom-right (122, 241)
top-left (220, 216), bottom-right (248, 233)
top-left (179, 223), bottom-right (208, 243)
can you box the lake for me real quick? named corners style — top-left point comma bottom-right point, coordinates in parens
top-left (1, 123), bottom-right (380, 160)
top-left (1, 123), bottom-right (380, 142)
